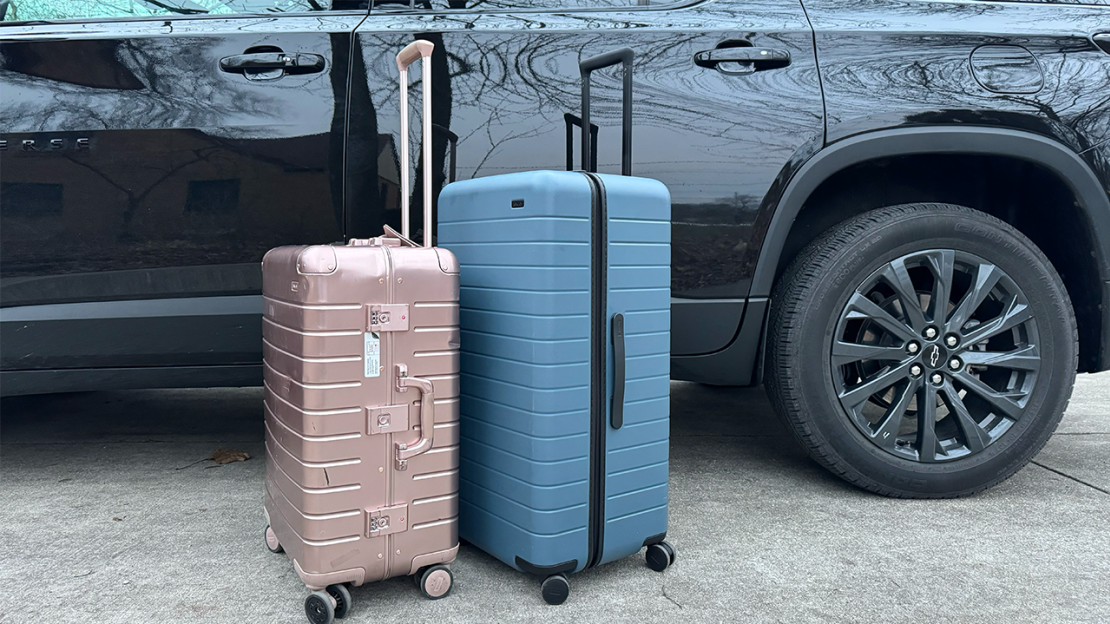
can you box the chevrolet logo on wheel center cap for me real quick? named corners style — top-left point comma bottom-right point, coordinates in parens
top-left (925, 343), bottom-right (947, 370)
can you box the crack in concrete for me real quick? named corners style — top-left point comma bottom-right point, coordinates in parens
top-left (1031, 461), bottom-right (1110, 495)
top-left (662, 583), bottom-right (683, 609)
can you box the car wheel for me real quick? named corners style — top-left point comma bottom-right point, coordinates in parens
top-left (766, 203), bottom-right (1077, 498)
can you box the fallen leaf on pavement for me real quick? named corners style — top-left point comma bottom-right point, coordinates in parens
top-left (209, 448), bottom-right (250, 465)
top-left (112, 517), bottom-right (123, 521)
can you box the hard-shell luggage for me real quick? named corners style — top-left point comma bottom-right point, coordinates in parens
top-left (437, 48), bottom-right (674, 605)
top-left (262, 41), bottom-right (461, 624)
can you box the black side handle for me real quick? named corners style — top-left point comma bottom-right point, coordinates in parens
top-left (564, 113), bottom-right (598, 172)
top-left (580, 48), bottom-right (633, 176)
top-left (611, 313), bottom-right (626, 429)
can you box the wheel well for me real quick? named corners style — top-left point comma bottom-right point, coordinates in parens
top-left (776, 153), bottom-right (1103, 372)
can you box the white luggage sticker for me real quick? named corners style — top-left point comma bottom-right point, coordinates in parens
top-left (364, 332), bottom-right (381, 377)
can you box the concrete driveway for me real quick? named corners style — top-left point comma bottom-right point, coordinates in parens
top-left (1, 376), bottom-right (1107, 623)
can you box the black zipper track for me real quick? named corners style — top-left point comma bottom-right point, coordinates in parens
top-left (584, 172), bottom-right (607, 569)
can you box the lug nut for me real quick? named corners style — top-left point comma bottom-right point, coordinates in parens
top-left (945, 335), bottom-right (958, 348)
top-left (931, 373), bottom-right (943, 385)
top-left (907, 342), bottom-right (920, 354)
top-left (924, 327), bottom-right (938, 340)
top-left (949, 358), bottom-right (962, 371)
top-left (910, 364), bottom-right (923, 377)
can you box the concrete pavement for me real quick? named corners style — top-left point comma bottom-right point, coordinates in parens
top-left (1, 376), bottom-right (1107, 623)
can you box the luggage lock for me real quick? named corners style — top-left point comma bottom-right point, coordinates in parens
top-left (366, 503), bottom-right (408, 538)
top-left (369, 304), bottom-right (409, 332)
top-left (367, 405), bottom-right (410, 435)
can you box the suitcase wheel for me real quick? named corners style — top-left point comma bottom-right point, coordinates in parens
top-left (304, 591), bottom-right (335, 624)
top-left (661, 541), bottom-right (676, 566)
top-left (264, 525), bottom-right (283, 554)
top-left (326, 584), bottom-right (351, 619)
top-left (540, 573), bottom-right (570, 606)
top-left (646, 541), bottom-right (675, 572)
top-left (418, 564), bottom-right (454, 600)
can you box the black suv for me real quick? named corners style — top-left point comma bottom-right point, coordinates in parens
top-left (2, 0), bottom-right (1108, 498)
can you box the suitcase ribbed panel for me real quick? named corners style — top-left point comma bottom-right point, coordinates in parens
top-left (595, 173), bottom-right (671, 566)
top-left (261, 243), bottom-right (460, 590)
top-left (438, 171), bottom-right (594, 573)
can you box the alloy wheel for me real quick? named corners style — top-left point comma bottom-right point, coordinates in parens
top-left (831, 249), bottom-right (1040, 462)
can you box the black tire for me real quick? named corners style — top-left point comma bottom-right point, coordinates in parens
top-left (418, 565), bottom-right (453, 600)
top-left (645, 543), bottom-right (671, 572)
top-left (326, 584), bottom-right (351, 619)
top-left (304, 591), bottom-right (335, 624)
top-left (766, 203), bottom-right (1077, 498)
top-left (540, 573), bottom-right (570, 605)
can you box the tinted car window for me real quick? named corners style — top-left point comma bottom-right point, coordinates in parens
top-left (2, 0), bottom-right (355, 22)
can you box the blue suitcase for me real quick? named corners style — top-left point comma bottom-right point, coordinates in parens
top-left (437, 49), bottom-right (674, 605)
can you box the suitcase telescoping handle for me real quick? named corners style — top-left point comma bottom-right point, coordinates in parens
top-left (396, 40), bottom-right (435, 248)
top-left (395, 364), bottom-right (436, 470)
top-left (579, 47), bottom-right (634, 176)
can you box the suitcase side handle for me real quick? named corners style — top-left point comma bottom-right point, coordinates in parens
top-left (579, 47), bottom-right (633, 176)
top-left (395, 363), bottom-right (436, 469)
top-left (611, 313), bottom-right (626, 429)
top-left (396, 40), bottom-right (435, 247)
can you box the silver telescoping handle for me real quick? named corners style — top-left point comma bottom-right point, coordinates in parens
top-left (396, 40), bottom-right (435, 248)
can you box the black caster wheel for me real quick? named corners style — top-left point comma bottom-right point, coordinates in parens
top-left (304, 591), bottom-right (335, 624)
top-left (540, 573), bottom-right (570, 605)
top-left (326, 584), bottom-right (351, 619)
top-left (646, 542), bottom-right (672, 572)
top-left (264, 525), bottom-right (283, 554)
top-left (418, 564), bottom-right (453, 600)
top-left (660, 541), bottom-right (676, 566)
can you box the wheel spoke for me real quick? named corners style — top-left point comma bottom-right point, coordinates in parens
top-left (831, 340), bottom-right (909, 367)
top-left (871, 379), bottom-right (918, 450)
top-left (960, 345), bottom-right (1041, 372)
top-left (844, 292), bottom-right (917, 343)
top-left (880, 259), bottom-right (927, 332)
top-left (941, 383), bottom-right (990, 453)
top-left (838, 359), bottom-right (916, 409)
top-left (916, 383), bottom-right (941, 462)
top-left (948, 262), bottom-right (1002, 332)
top-left (951, 369), bottom-right (1026, 420)
top-left (961, 296), bottom-right (1033, 347)
top-left (925, 250), bottom-right (955, 325)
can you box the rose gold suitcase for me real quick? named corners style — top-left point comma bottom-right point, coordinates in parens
top-left (261, 41), bottom-right (460, 624)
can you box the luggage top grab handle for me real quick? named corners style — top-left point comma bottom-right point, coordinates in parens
top-left (396, 40), bottom-right (435, 248)
top-left (580, 47), bottom-right (634, 176)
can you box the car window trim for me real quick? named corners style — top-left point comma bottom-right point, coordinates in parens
top-left (367, 0), bottom-right (706, 16)
top-left (0, 9), bottom-right (369, 28)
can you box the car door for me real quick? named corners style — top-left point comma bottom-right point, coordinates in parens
top-left (342, 0), bottom-right (824, 367)
top-left (0, 0), bottom-right (366, 391)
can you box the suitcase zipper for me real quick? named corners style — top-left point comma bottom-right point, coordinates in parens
top-left (585, 172), bottom-right (607, 569)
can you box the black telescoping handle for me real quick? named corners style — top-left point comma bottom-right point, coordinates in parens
top-left (564, 113), bottom-right (598, 172)
top-left (611, 313), bottom-right (626, 429)
top-left (580, 47), bottom-right (634, 176)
